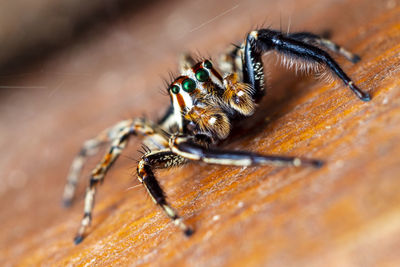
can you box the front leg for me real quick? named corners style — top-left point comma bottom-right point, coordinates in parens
top-left (287, 32), bottom-right (361, 63)
top-left (243, 29), bottom-right (371, 101)
top-left (169, 135), bottom-right (323, 168)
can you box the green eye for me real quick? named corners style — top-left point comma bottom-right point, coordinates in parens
top-left (182, 78), bottom-right (196, 92)
top-left (171, 85), bottom-right (180, 94)
top-left (204, 60), bottom-right (212, 69)
top-left (195, 69), bottom-right (209, 82)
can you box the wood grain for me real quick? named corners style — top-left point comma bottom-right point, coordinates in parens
top-left (1, 0), bottom-right (400, 266)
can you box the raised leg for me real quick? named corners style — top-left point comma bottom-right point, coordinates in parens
top-left (243, 29), bottom-right (370, 101)
top-left (136, 150), bottom-right (192, 236)
top-left (169, 135), bottom-right (323, 168)
top-left (288, 32), bottom-right (360, 63)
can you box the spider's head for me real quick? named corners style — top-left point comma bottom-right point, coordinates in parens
top-left (168, 59), bottom-right (230, 141)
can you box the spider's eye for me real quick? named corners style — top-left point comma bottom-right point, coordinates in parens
top-left (171, 85), bottom-right (180, 94)
top-left (182, 78), bottom-right (196, 92)
top-left (204, 60), bottom-right (212, 69)
top-left (195, 69), bottom-right (209, 82)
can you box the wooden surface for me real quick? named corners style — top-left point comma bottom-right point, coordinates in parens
top-left (1, 0), bottom-right (400, 266)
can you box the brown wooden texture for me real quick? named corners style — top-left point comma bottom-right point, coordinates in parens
top-left (1, 0), bottom-right (400, 266)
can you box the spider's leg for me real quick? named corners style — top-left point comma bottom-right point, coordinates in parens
top-left (287, 32), bottom-right (360, 63)
top-left (170, 135), bottom-right (323, 168)
top-left (218, 46), bottom-right (243, 78)
top-left (63, 118), bottom-right (169, 207)
top-left (136, 149), bottom-right (192, 236)
top-left (179, 53), bottom-right (196, 73)
top-left (244, 29), bottom-right (370, 101)
top-left (63, 119), bottom-right (131, 207)
top-left (72, 119), bottom-right (169, 244)
top-left (74, 122), bottom-right (133, 244)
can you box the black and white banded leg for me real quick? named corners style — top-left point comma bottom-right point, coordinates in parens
top-left (136, 150), bottom-right (192, 236)
top-left (170, 135), bottom-right (323, 168)
top-left (243, 29), bottom-right (371, 101)
top-left (72, 118), bottom-right (169, 244)
top-left (63, 119), bottom-right (132, 207)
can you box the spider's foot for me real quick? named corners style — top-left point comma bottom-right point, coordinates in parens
top-left (360, 92), bottom-right (371, 102)
top-left (351, 54), bottom-right (361, 64)
top-left (173, 216), bottom-right (193, 237)
top-left (296, 158), bottom-right (324, 168)
top-left (62, 198), bottom-right (73, 208)
top-left (74, 234), bottom-right (84, 245)
top-left (184, 227), bottom-right (194, 237)
top-left (310, 159), bottom-right (324, 168)
top-left (73, 214), bottom-right (91, 244)
top-left (348, 82), bottom-right (371, 101)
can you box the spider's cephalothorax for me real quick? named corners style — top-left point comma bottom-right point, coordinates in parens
top-left (63, 28), bottom-right (370, 244)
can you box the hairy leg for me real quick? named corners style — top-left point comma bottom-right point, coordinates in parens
top-left (243, 29), bottom-right (370, 101)
top-left (288, 32), bottom-right (360, 63)
top-left (136, 150), bottom-right (192, 236)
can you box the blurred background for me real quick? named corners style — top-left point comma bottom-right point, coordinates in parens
top-left (1, 0), bottom-right (400, 266)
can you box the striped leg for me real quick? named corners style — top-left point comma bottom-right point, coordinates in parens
top-left (170, 135), bottom-right (323, 168)
top-left (63, 118), bottom-right (169, 207)
top-left (73, 119), bottom-right (169, 244)
top-left (74, 124), bottom-right (133, 244)
top-left (63, 119), bottom-right (132, 207)
top-left (136, 150), bottom-right (192, 236)
top-left (288, 32), bottom-right (361, 63)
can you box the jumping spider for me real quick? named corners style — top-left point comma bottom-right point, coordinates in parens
top-left (63, 28), bottom-right (370, 244)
